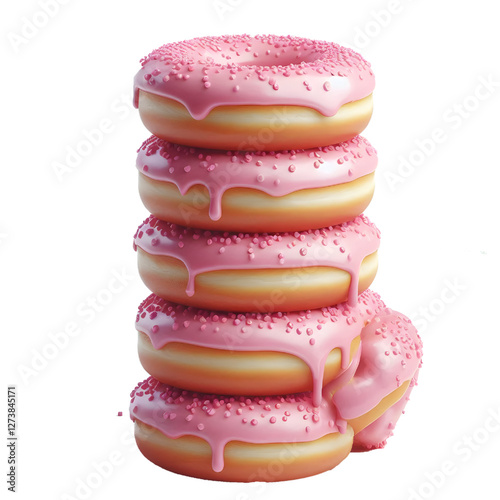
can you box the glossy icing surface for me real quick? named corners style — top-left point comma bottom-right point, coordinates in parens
top-left (134, 35), bottom-right (375, 119)
top-left (353, 377), bottom-right (417, 451)
top-left (333, 309), bottom-right (423, 419)
top-left (136, 289), bottom-right (386, 406)
top-left (133, 215), bottom-right (381, 305)
top-left (130, 376), bottom-right (346, 473)
top-left (137, 135), bottom-right (377, 220)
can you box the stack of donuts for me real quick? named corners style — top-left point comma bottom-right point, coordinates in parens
top-left (129, 35), bottom-right (423, 482)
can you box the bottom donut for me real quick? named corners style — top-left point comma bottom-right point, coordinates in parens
top-left (130, 377), bottom-right (353, 482)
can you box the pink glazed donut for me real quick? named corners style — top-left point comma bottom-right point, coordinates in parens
top-left (133, 215), bottom-right (380, 313)
top-left (130, 377), bottom-right (354, 482)
top-left (133, 35), bottom-right (375, 151)
top-left (136, 289), bottom-right (387, 407)
top-left (137, 135), bottom-right (377, 232)
top-left (332, 309), bottom-right (423, 450)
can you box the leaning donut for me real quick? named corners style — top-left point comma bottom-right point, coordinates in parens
top-left (134, 35), bottom-right (375, 151)
top-left (137, 135), bottom-right (377, 232)
top-left (332, 309), bottom-right (423, 449)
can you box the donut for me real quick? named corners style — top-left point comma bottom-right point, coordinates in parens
top-left (332, 309), bottom-right (423, 449)
top-left (133, 35), bottom-right (375, 151)
top-left (136, 289), bottom-right (387, 406)
top-left (137, 135), bottom-right (377, 232)
top-left (130, 377), bottom-right (353, 482)
top-left (133, 215), bottom-right (380, 313)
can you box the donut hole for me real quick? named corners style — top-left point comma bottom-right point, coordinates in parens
top-left (201, 40), bottom-right (322, 69)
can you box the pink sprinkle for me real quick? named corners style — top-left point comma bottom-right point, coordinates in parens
top-left (197, 423), bottom-right (204, 431)
top-left (117, 412), bottom-right (122, 417)
top-left (270, 416), bottom-right (277, 423)
top-left (151, 325), bottom-right (159, 334)
top-left (204, 82), bottom-right (211, 89)
top-left (251, 419), bottom-right (258, 426)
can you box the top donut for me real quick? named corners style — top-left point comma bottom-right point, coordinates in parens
top-left (134, 35), bottom-right (375, 150)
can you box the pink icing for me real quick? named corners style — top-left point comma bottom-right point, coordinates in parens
top-left (333, 310), bottom-right (423, 420)
top-left (137, 135), bottom-right (377, 221)
top-left (133, 35), bottom-right (375, 119)
top-left (136, 289), bottom-right (387, 407)
top-left (352, 375), bottom-right (418, 451)
top-left (133, 215), bottom-right (381, 305)
top-left (130, 376), bottom-right (346, 473)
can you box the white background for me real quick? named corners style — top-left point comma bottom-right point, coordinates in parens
top-left (2, 0), bottom-right (500, 499)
